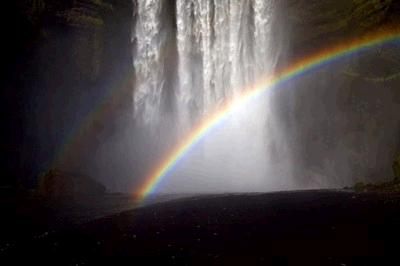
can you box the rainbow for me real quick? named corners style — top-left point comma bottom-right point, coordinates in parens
top-left (52, 70), bottom-right (133, 170)
top-left (137, 28), bottom-right (400, 200)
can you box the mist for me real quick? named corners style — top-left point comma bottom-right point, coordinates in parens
top-left (3, 1), bottom-right (400, 263)
top-left (85, 0), bottom-right (400, 195)
top-left (3, 1), bottom-right (399, 196)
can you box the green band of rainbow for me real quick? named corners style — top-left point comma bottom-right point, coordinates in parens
top-left (137, 29), bottom-right (400, 201)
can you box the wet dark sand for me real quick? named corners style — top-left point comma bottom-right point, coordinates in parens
top-left (3, 190), bottom-right (400, 265)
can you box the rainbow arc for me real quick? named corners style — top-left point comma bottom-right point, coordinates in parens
top-left (136, 29), bottom-right (400, 201)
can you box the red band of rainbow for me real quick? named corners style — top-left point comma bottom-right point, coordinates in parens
top-left (137, 29), bottom-right (400, 201)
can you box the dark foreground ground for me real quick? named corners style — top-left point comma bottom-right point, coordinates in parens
top-left (2, 190), bottom-right (400, 265)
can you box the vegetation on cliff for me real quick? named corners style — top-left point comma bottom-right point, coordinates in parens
top-left (286, 0), bottom-right (397, 44)
top-left (285, 0), bottom-right (400, 82)
top-left (13, 0), bottom-right (114, 80)
top-left (19, 0), bottom-right (112, 27)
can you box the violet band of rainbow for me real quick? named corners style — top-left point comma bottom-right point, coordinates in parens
top-left (137, 29), bottom-right (400, 201)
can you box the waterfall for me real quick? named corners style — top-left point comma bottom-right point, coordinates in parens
top-left (132, 0), bottom-right (288, 192)
top-left (133, 0), bottom-right (165, 125)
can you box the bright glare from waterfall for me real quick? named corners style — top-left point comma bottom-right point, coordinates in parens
top-left (133, 1), bottom-right (291, 193)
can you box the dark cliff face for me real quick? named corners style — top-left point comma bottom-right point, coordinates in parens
top-left (274, 0), bottom-right (400, 59)
top-left (272, 0), bottom-right (400, 187)
top-left (2, 0), bottom-right (400, 190)
top-left (2, 0), bottom-right (133, 187)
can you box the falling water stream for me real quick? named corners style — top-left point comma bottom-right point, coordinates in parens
top-left (132, 0), bottom-right (291, 193)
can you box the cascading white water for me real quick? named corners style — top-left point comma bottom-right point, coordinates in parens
top-left (133, 0), bottom-right (165, 126)
top-left (133, 0), bottom-right (290, 193)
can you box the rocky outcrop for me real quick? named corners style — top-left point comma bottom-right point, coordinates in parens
top-left (37, 169), bottom-right (106, 198)
top-left (394, 155), bottom-right (400, 178)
